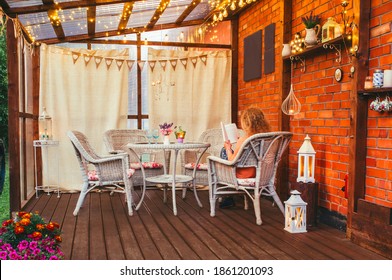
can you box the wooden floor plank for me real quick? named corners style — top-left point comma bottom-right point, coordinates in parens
top-left (71, 194), bottom-right (90, 260)
top-left (60, 194), bottom-right (79, 260)
top-left (89, 193), bottom-right (107, 260)
top-left (133, 192), bottom-right (182, 259)
top-left (111, 194), bottom-right (144, 260)
top-left (145, 190), bottom-right (215, 260)
top-left (145, 190), bottom-right (200, 260)
top-left (175, 191), bottom-right (273, 259)
top-left (100, 193), bottom-right (126, 260)
top-left (23, 191), bottom-right (389, 260)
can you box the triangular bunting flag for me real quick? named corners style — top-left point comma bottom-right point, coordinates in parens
top-left (169, 59), bottom-right (177, 71)
top-left (191, 57), bottom-right (198, 68)
top-left (149, 61), bottom-right (156, 72)
top-left (83, 54), bottom-right (92, 66)
top-left (105, 58), bottom-right (114, 70)
top-left (126, 60), bottom-right (135, 70)
top-left (138, 60), bottom-right (146, 70)
top-left (200, 55), bottom-right (207, 65)
top-left (72, 51), bottom-right (80, 64)
top-left (94, 56), bottom-right (103, 68)
top-left (116, 59), bottom-right (125, 70)
top-left (159, 60), bottom-right (167, 71)
top-left (180, 58), bottom-right (188, 69)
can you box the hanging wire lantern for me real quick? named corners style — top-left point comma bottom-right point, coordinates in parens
top-left (281, 61), bottom-right (301, 115)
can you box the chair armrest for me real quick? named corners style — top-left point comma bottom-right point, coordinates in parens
top-left (207, 156), bottom-right (238, 186)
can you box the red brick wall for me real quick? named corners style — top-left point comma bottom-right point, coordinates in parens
top-left (366, 1), bottom-right (392, 207)
top-left (237, 0), bottom-right (392, 217)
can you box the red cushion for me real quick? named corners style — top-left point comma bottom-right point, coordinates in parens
top-left (184, 162), bottom-right (208, 170)
top-left (130, 162), bottom-right (163, 169)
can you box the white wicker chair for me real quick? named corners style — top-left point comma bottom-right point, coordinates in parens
top-left (181, 128), bottom-right (244, 186)
top-left (181, 128), bottom-right (224, 187)
top-left (67, 130), bottom-right (134, 216)
top-left (103, 129), bottom-right (170, 188)
top-left (207, 131), bottom-right (292, 225)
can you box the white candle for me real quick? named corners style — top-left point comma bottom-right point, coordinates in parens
top-left (384, 70), bottom-right (392, 88)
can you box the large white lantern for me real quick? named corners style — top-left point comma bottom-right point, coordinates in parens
top-left (38, 107), bottom-right (53, 140)
top-left (297, 134), bottom-right (316, 183)
top-left (284, 190), bottom-right (307, 233)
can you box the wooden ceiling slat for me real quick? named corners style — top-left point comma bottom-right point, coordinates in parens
top-left (41, 18), bottom-right (204, 45)
top-left (146, 0), bottom-right (170, 30)
top-left (46, 0), bottom-right (65, 40)
top-left (175, 0), bottom-right (201, 24)
top-left (75, 38), bottom-right (231, 49)
top-left (87, 1), bottom-right (96, 36)
top-left (118, 2), bottom-right (134, 31)
top-left (4, 0), bottom-right (142, 16)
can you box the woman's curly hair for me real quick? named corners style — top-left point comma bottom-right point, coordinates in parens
top-left (240, 107), bottom-right (271, 135)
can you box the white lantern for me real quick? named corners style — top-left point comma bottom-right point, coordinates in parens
top-left (297, 134), bottom-right (316, 183)
top-left (284, 190), bottom-right (307, 233)
top-left (38, 107), bottom-right (53, 140)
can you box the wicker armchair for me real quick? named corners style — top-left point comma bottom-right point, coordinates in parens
top-left (207, 131), bottom-right (292, 225)
top-left (103, 129), bottom-right (170, 188)
top-left (181, 128), bottom-right (244, 186)
top-left (67, 130), bottom-right (134, 216)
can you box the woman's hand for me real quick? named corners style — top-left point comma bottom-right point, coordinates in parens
top-left (224, 140), bottom-right (232, 152)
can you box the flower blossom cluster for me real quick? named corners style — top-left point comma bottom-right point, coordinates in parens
top-left (159, 122), bottom-right (175, 136)
top-left (0, 211), bottom-right (64, 260)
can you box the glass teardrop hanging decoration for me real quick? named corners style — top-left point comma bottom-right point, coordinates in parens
top-left (281, 84), bottom-right (301, 115)
top-left (282, 61), bottom-right (301, 115)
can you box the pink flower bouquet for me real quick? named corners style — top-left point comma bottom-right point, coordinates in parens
top-left (159, 122), bottom-right (175, 136)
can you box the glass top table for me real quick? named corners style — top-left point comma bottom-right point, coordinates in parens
top-left (127, 141), bottom-right (210, 215)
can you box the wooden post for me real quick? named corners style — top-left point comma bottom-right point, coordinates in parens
top-left (231, 17), bottom-right (239, 125)
top-left (290, 182), bottom-right (319, 226)
top-left (6, 19), bottom-right (21, 213)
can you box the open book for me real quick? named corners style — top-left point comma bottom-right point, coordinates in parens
top-left (221, 122), bottom-right (239, 144)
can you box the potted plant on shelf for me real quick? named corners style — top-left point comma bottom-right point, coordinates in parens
top-left (302, 11), bottom-right (321, 47)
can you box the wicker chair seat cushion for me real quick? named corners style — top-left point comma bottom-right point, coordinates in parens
top-left (129, 162), bottom-right (163, 170)
top-left (87, 169), bottom-right (136, 181)
top-left (184, 162), bottom-right (208, 170)
top-left (237, 178), bottom-right (256, 187)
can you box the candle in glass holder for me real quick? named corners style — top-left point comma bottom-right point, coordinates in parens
top-left (364, 76), bottom-right (373, 89)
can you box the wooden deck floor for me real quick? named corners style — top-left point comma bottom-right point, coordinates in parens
top-left (23, 189), bottom-right (387, 260)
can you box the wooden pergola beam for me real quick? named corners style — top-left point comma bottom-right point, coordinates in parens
top-left (175, 0), bottom-right (201, 24)
top-left (117, 2), bottom-right (134, 31)
top-left (3, 0), bottom-right (142, 16)
top-left (145, 0), bottom-right (170, 30)
top-left (87, 1), bottom-right (96, 36)
top-left (47, 7), bottom-right (65, 39)
top-left (40, 19), bottom-right (204, 45)
top-left (74, 39), bottom-right (231, 49)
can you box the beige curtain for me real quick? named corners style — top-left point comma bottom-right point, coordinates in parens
top-left (39, 44), bottom-right (129, 191)
top-left (148, 49), bottom-right (232, 141)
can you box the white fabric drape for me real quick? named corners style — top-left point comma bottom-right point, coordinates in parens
top-left (148, 48), bottom-right (232, 141)
top-left (39, 44), bottom-right (129, 191)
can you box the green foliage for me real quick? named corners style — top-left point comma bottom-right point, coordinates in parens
top-left (0, 32), bottom-right (7, 149)
top-left (302, 11), bottom-right (321, 29)
top-left (0, 155), bottom-right (9, 222)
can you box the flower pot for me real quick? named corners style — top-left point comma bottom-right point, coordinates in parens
top-left (304, 25), bottom-right (320, 47)
top-left (163, 135), bottom-right (170, 145)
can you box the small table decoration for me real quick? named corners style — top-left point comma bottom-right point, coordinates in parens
top-left (159, 122), bottom-right (175, 145)
top-left (175, 126), bottom-right (186, 143)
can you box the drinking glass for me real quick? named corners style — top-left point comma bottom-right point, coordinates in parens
top-left (145, 129), bottom-right (153, 144)
top-left (152, 129), bottom-right (159, 144)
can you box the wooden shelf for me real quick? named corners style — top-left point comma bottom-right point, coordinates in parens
top-left (282, 36), bottom-right (346, 61)
top-left (358, 87), bottom-right (392, 97)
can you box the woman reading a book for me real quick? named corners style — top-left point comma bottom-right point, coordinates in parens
top-left (220, 107), bottom-right (271, 208)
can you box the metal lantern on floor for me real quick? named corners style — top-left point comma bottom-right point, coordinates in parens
top-left (39, 107), bottom-right (53, 140)
top-left (297, 134), bottom-right (316, 183)
top-left (284, 190), bottom-right (307, 233)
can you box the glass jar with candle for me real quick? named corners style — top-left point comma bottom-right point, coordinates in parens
top-left (364, 76), bottom-right (373, 89)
